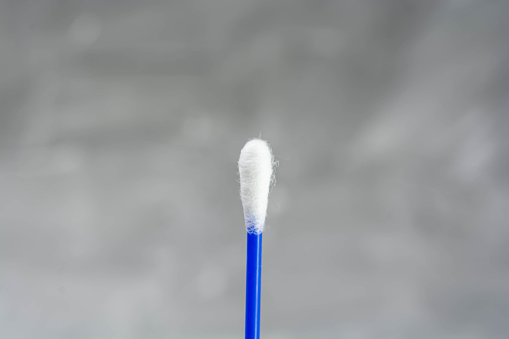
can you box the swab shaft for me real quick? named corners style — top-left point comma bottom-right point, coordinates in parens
top-left (245, 232), bottom-right (263, 339)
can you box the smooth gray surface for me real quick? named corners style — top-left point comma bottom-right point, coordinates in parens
top-left (1, 1), bottom-right (509, 338)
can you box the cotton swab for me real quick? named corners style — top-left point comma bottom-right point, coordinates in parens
top-left (239, 139), bottom-right (274, 339)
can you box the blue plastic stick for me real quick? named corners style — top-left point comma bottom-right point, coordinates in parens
top-left (245, 230), bottom-right (263, 339)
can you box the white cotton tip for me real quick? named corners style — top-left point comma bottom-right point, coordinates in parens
top-left (238, 139), bottom-right (274, 234)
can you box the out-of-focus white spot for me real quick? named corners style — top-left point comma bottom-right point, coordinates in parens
top-left (351, 119), bottom-right (402, 163)
top-left (182, 116), bottom-right (213, 144)
top-left (194, 266), bottom-right (227, 300)
top-left (455, 132), bottom-right (494, 183)
top-left (53, 146), bottom-right (82, 173)
top-left (69, 14), bottom-right (102, 46)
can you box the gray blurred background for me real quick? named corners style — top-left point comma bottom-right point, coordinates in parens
top-left (1, 1), bottom-right (509, 338)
